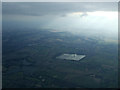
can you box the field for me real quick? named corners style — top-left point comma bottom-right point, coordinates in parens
top-left (2, 28), bottom-right (118, 88)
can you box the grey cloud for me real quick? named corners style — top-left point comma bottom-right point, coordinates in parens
top-left (3, 2), bottom-right (117, 16)
top-left (61, 14), bottom-right (67, 17)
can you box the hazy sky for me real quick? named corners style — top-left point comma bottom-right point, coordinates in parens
top-left (3, 2), bottom-right (118, 38)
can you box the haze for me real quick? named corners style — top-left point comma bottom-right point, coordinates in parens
top-left (3, 2), bottom-right (118, 40)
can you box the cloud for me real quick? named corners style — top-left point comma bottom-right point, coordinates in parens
top-left (2, 2), bottom-right (118, 40)
top-left (3, 2), bottom-right (117, 16)
top-left (80, 12), bottom-right (88, 17)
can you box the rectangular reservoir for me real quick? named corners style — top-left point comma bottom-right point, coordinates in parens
top-left (56, 54), bottom-right (86, 61)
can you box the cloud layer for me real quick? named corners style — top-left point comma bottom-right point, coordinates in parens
top-left (3, 2), bottom-right (117, 16)
top-left (2, 2), bottom-right (118, 40)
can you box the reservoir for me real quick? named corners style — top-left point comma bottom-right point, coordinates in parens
top-left (56, 54), bottom-right (86, 61)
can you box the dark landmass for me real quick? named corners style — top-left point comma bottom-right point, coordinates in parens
top-left (2, 28), bottom-right (118, 88)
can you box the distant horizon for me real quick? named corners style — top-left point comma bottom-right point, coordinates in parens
top-left (3, 2), bottom-right (118, 40)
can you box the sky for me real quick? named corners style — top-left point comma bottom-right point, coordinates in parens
top-left (2, 0), bottom-right (119, 2)
top-left (2, 2), bottom-right (118, 39)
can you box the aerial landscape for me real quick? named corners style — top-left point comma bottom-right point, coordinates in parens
top-left (2, 2), bottom-right (118, 88)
